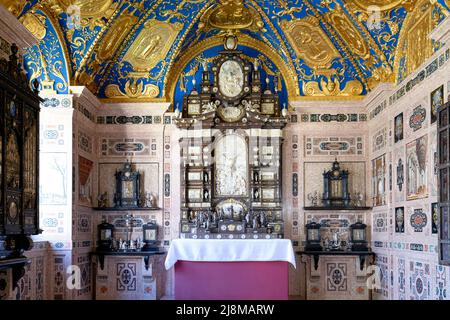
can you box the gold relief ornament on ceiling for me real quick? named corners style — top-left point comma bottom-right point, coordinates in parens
top-left (325, 6), bottom-right (370, 59)
top-left (123, 20), bottom-right (183, 73)
top-left (96, 13), bottom-right (139, 62)
top-left (105, 79), bottom-right (160, 99)
top-left (199, 0), bottom-right (265, 32)
top-left (394, 0), bottom-right (446, 82)
top-left (303, 76), bottom-right (363, 97)
top-left (325, 6), bottom-right (371, 60)
top-left (48, 0), bottom-right (119, 28)
top-left (280, 16), bottom-right (341, 71)
top-left (1, 0), bottom-right (27, 17)
top-left (349, 0), bottom-right (417, 11)
top-left (19, 12), bottom-right (47, 40)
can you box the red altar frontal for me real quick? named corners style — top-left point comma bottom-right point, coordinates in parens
top-left (165, 239), bottom-right (296, 300)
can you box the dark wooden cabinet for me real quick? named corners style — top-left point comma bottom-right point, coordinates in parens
top-left (0, 43), bottom-right (41, 264)
top-left (438, 102), bottom-right (450, 265)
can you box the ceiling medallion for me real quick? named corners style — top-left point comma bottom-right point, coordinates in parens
top-left (199, 0), bottom-right (265, 33)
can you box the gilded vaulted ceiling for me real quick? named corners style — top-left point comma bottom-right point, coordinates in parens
top-left (1, 0), bottom-right (449, 102)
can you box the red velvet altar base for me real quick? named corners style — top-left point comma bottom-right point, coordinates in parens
top-left (174, 260), bottom-right (289, 300)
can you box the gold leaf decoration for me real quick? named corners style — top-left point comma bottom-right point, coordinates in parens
top-left (303, 77), bottom-right (363, 96)
top-left (280, 16), bottom-right (341, 71)
top-left (105, 80), bottom-right (159, 99)
top-left (124, 19), bottom-right (183, 72)
top-left (20, 12), bottom-right (47, 40)
top-left (1, 0), bottom-right (27, 17)
top-left (199, 0), bottom-right (265, 32)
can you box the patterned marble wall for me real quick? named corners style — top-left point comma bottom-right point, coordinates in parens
top-left (368, 40), bottom-right (450, 300)
top-left (284, 101), bottom-right (369, 298)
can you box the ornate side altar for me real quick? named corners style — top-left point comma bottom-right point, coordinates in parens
top-left (175, 33), bottom-right (287, 240)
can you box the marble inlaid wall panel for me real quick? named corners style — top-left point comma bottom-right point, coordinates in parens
top-left (304, 136), bottom-right (364, 157)
top-left (303, 255), bottom-right (370, 300)
top-left (368, 40), bottom-right (450, 300)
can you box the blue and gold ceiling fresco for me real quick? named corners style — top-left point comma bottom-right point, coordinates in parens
top-left (1, 0), bottom-right (449, 106)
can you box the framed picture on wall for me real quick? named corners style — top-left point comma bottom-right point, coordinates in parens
top-left (431, 85), bottom-right (443, 124)
top-left (394, 113), bottom-right (403, 143)
top-left (432, 202), bottom-right (438, 234)
top-left (447, 80), bottom-right (450, 102)
top-left (406, 135), bottom-right (428, 200)
top-left (395, 207), bottom-right (405, 233)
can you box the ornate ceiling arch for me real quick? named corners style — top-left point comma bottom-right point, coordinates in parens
top-left (1, 0), bottom-right (449, 101)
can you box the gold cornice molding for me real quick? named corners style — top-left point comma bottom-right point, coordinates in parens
top-left (99, 97), bottom-right (168, 104)
top-left (164, 33), bottom-right (299, 101)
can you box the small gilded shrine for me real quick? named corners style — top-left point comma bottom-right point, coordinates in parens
top-left (175, 34), bottom-right (287, 239)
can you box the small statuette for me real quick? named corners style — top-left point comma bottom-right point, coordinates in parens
top-left (253, 58), bottom-right (259, 71)
top-left (307, 191), bottom-right (320, 207)
top-left (97, 192), bottom-right (108, 208)
top-left (252, 215), bottom-right (259, 230)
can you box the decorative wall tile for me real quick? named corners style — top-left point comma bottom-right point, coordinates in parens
top-left (300, 113), bottom-right (366, 123)
top-left (372, 127), bottom-right (387, 153)
top-left (78, 131), bottom-right (92, 154)
top-left (410, 209), bottom-right (427, 232)
top-left (54, 256), bottom-right (65, 300)
top-left (100, 138), bottom-right (151, 157)
top-left (398, 258), bottom-right (406, 300)
top-left (410, 261), bottom-right (431, 300)
top-left (409, 105), bottom-right (427, 132)
top-left (117, 263), bottom-right (137, 292)
top-left (41, 124), bottom-right (66, 147)
top-left (436, 265), bottom-right (448, 300)
top-left (373, 212), bottom-right (387, 233)
top-left (96, 115), bottom-right (159, 125)
top-left (305, 136), bottom-right (363, 156)
top-left (77, 213), bottom-right (91, 233)
top-left (326, 263), bottom-right (347, 292)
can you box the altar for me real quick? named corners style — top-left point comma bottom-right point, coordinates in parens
top-left (165, 239), bottom-right (295, 300)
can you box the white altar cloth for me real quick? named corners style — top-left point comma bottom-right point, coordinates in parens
top-left (164, 239), bottom-right (296, 270)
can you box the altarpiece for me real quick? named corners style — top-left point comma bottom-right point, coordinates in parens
top-left (175, 34), bottom-right (287, 239)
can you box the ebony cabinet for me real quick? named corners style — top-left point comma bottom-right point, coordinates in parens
top-left (438, 101), bottom-right (450, 265)
top-left (0, 43), bottom-right (40, 262)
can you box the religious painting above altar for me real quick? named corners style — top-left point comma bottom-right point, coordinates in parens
top-left (175, 33), bottom-right (287, 240)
